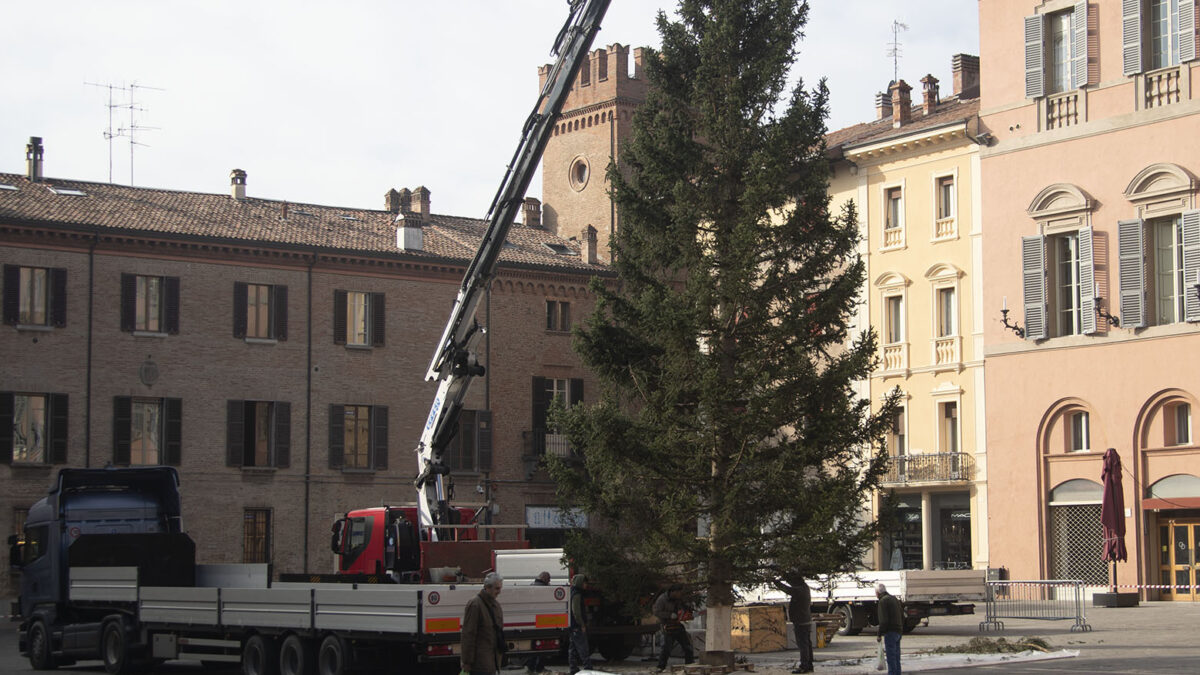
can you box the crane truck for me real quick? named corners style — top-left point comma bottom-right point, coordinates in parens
top-left (11, 1), bottom-right (613, 673)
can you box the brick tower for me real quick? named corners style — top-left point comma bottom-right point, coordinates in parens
top-left (539, 43), bottom-right (648, 263)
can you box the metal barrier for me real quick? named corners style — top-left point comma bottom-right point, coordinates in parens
top-left (978, 580), bottom-right (1092, 632)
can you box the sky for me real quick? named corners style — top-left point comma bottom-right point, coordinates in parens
top-left (1, 1), bottom-right (978, 219)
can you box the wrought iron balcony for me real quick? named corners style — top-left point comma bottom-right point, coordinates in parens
top-left (521, 428), bottom-right (581, 477)
top-left (882, 451), bottom-right (974, 484)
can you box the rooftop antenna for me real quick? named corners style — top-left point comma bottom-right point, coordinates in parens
top-left (887, 20), bottom-right (909, 84)
top-left (84, 81), bottom-right (163, 185)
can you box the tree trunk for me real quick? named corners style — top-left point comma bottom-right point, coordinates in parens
top-left (702, 603), bottom-right (734, 666)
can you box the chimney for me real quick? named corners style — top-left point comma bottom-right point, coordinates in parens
top-left (395, 212), bottom-right (424, 252)
top-left (410, 186), bottom-right (430, 215)
top-left (875, 91), bottom-right (893, 120)
top-left (952, 54), bottom-right (980, 98)
top-left (582, 225), bottom-right (598, 265)
top-left (385, 188), bottom-right (404, 214)
top-left (890, 80), bottom-right (912, 128)
top-left (523, 197), bottom-right (542, 228)
top-left (230, 169), bottom-right (247, 200)
top-left (921, 74), bottom-right (940, 115)
top-left (26, 136), bottom-right (44, 182)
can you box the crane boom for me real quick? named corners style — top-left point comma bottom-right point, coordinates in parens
top-left (414, 0), bottom-right (612, 536)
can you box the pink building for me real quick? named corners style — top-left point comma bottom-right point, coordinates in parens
top-left (980, 0), bottom-right (1200, 600)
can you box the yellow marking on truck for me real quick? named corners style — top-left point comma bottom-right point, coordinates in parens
top-left (535, 613), bottom-right (568, 629)
top-left (425, 617), bottom-right (462, 633)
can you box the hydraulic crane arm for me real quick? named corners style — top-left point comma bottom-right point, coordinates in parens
top-left (414, 0), bottom-right (612, 537)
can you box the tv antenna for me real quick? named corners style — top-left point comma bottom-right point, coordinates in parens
top-left (84, 81), bottom-right (164, 185)
top-left (887, 20), bottom-right (909, 84)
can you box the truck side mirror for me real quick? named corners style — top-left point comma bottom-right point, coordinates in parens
top-left (7, 534), bottom-right (21, 570)
top-left (330, 519), bottom-right (345, 555)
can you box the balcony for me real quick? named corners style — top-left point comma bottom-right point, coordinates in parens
top-left (932, 336), bottom-right (960, 368)
top-left (881, 343), bottom-right (907, 373)
top-left (521, 428), bottom-right (580, 477)
top-left (882, 451), bottom-right (974, 485)
top-left (1045, 91), bottom-right (1080, 130)
top-left (1143, 66), bottom-right (1182, 109)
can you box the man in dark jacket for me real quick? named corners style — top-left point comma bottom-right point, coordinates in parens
top-left (567, 574), bottom-right (593, 674)
top-left (462, 572), bottom-right (505, 675)
top-left (653, 584), bottom-right (695, 672)
top-left (786, 578), bottom-right (813, 674)
top-left (876, 583), bottom-right (903, 675)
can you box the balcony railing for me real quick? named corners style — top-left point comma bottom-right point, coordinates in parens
top-left (1144, 66), bottom-right (1181, 109)
top-left (882, 451), bottom-right (974, 484)
top-left (1045, 91), bottom-right (1079, 130)
top-left (881, 343), bottom-right (907, 372)
top-left (932, 336), bottom-right (960, 367)
top-left (523, 428), bottom-right (578, 460)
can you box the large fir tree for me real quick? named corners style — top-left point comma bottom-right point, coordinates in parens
top-left (549, 0), bottom-right (898, 660)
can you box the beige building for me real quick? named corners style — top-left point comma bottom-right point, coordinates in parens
top-left (1, 138), bottom-right (608, 598)
top-left (979, 0), bottom-right (1200, 598)
top-left (827, 56), bottom-right (989, 572)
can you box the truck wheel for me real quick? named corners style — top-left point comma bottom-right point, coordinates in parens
top-left (596, 635), bottom-right (637, 662)
top-left (317, 635), bottom-right (346, 675)
top-left (903, 617), bottom-right (921, 634)
top-left (28, 620), bottom-right (58, 670)
top-left (279, 635), bottom-right (314, 675)
top-left (243, 635), bottom-right (278, 675)
top-left (834, 605), bottom-right (862, 636)
top-left (101, 621), bottom-right (129, 674)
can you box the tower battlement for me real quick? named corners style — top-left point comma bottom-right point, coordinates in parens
top-left (539, 43), bottom-right (648, 113)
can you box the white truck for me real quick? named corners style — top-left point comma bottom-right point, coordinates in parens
top-left (741, 569), bottom-right (986, 635)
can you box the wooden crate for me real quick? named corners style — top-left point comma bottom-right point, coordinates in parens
top-left (731, 604), bottom-right (787, 653)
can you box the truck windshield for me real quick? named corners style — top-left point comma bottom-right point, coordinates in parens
top-left (339, 516), bottom-right (373, 571)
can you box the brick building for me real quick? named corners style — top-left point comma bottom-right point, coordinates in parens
top-left (1, 137), bottom-right (610, 598)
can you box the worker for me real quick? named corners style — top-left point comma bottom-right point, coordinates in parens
top-left (653, 584), bottom-right (695, 672)
top-left (876, 582), bottom-right (903, 674)
top-left (526, 572), bottom-right (552, 673)
top-left (462, 572), bottom-right (506, 675)
top-left (786, 576), bottom-right (813, 674)
top-left (568, 573), bottom-right (593, 674)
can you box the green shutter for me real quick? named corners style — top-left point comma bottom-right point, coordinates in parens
top-left (329, 405), bottom-right (344, 469)
top-left (273, 285), bottom-right (288, 341)
top-left (233, 282), bottom-right (247, 338)
top-left (0, 392), bottom-right (13, 464)
top-left (333, 290), bottom-right (347, 345)
top-left (121, 273), bottom-right (137, 332)
top-left (164, 276), bottom-right (180, 334)
top-left (49, 394), bottom-right (68, 464)
top-left (372, 406), bottom-right (389, 470)
top-left (164, 398), bottom-right (182, 466)
top-left (227, 400), bottom-right (245, 467)
top-left (113, 396), bottom-right (132, 465)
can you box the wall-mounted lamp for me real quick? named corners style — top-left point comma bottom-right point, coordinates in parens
top-left (1000, 296), bottom-right (1024, 338)
top-left (1094, 285), bottom-right (1120, 328)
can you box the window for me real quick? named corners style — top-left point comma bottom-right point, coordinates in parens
top-left (940, 402), bottom-right (960, 453)
top-left (1025, 3), bottom-right (1089, 98)
top-left (546, 300), bottom-right (571, 332)
top-left (531, 377), bottom-right (583, 456)
top-left (1167, 402), bottom-right (1192, 446)
top-left (936, 176), bottom-right (955, 221)
top-left (884, 187), bottom-right (902, 230)
top-left (1069, 411), bottom-right (1091, 452)
top-left (1022, 228), bottom-right (1098, 340)
top-left (233, 282), bottom-right (287, 341)
top-left (113, 396), bottom-right (182, 466)
top-left (1125, 0), bottom-right (1197, 74)
top-left (1055, 232), bottom-right (1084, 336)
top-left (884, 295), bottom-right (904, 344)
top-left (936, 287), bottom-right (957, 337)
top-left (121, 274), bottom-right (179, 334)
top-left (243, 509), bottom-right (271, 564)
top-left (226, 400), bottom-right (291, 468)
top-left (334, 290), bottom-right (384, 346)
top-left (329, 404), bottom-right (388, 471)
top-left (3, 265), bottom-right (66, 327)
top-left (889, 408), bottom-right (907, 458)
top-left (1117, 211), bottom-right (1199, 327)
top-left (1, 392), bottom-right (67, 465)
top-left (445, 409), bottom-right (494, 472)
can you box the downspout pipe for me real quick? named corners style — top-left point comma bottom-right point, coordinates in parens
top-left (85, 234), bottom-right (97, 467)
top-left (303, 254), bottom-right (315, 571)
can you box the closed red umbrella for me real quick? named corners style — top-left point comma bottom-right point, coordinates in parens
top-left (1100, 447), bottom-right (1127, 591)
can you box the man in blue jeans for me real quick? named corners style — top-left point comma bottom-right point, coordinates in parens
top-left (875, 583), bottom-right (903, 674)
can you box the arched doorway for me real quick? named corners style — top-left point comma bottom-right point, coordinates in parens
top-left (1047, 479), bottom-right (1107, 585)
top-left (1147, 474), bottom-right (1200, 602)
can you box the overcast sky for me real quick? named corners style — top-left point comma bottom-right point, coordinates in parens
top-left (1, 1), bottom-right (978, 219)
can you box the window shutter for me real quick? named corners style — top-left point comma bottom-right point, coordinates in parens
top-left (50, 268), bottom-right (67, 327)
top-left (1025, 14), bottom-right (1045, 98)
top-left (477, 410), bottom-right (493, 471)
top-left (233, 282), bottom-right (247, 338)
top-left (371, 292), bottom-right (386, 346)
top-left (1182, 209), bottom-right (1200, 322)
top-left (1078, 226), bottom-right (1097, 335)
top-left (2, 265), bottom-right (18, 325)
top-left (165, 276), bottom-right (180, 334)
top-left (1118, 219), bottom-right (1146, 328)
top-left (1072, 1), bottom-right (1089, 89)
top-left (333, 290), bottom-right (347, 345)
top-left (372, 406), bottom-right (389, 470)
top-left (121, 273), bottom-right (137, 332)
top-left (226, 400), bottom-right (245, 467)
top-left (49, 394), bottom-right (68, 464)
top-left (113, 396), bottom-right (132, 465)
top-left (1181, 0), bottom-right (1197, 63)
top-left (164, 398), bottom-right (182, 466)
top-left (1022, 235), bottom-right (1048, 340)
top-left (274, 401), bottom-right (291, 468)
top-left (273, 285), bottom-right (288, 341)
top-left (0, 392), bottom-right (13, 464)
top-left (570, 378), bottom-right (584, 407)
top-left (1122, 0), bottom-right (1143, 76)
top-left (532, 377), bottom-right (548, 431)
top-left (329, 405), bottom-right (345, 468)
